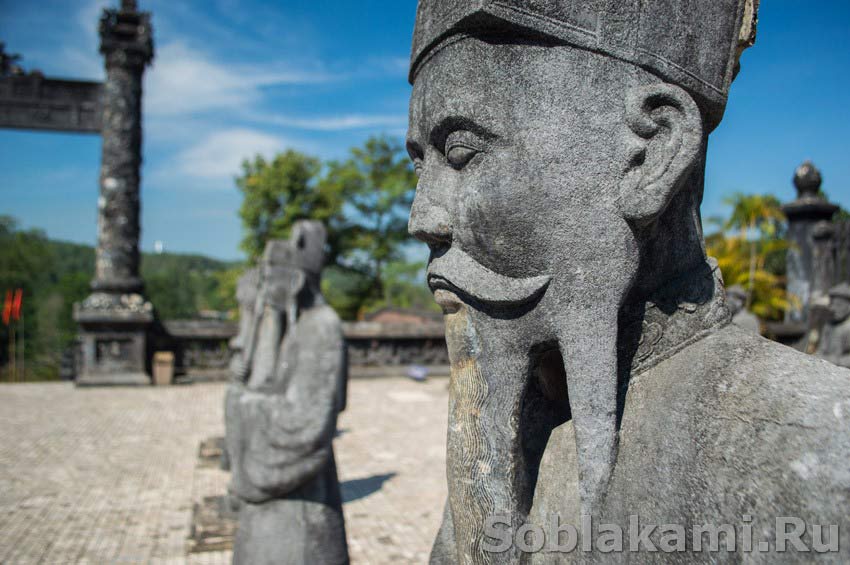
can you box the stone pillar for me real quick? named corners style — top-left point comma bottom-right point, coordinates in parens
top-left (783, 161), bottom-right (838, 323)
top-left (74, 0), bottom-right (155, 386)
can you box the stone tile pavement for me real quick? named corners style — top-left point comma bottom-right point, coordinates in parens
top-left (0, 376), bottom-right (449, 564)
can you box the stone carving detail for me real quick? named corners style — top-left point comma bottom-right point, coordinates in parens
top-left (93, 1), bottom-right (153, 294)
top-left (407, 1), bottom-right (850, 563)
top-left (0, 73), bottom-right (103, 133)
top-left (81, 292), bottom-right (153, 313)
top-left (224, 222), bottom-right (349, 565)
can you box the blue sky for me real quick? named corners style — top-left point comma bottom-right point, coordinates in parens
top-left (1, 0), bottom-right (849, 261)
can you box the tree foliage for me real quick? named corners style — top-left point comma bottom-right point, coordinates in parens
top-left (707, 193), bottom-right (791, 321)
top-left (237, 150), bottom-right (346, 261)
top-left (235, 135), bottom-right (422, 319)
top-left (0, 217), bottom-right (238, 380)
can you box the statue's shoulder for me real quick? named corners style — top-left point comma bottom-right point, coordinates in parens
top-left (628, 325), bottom-right (850, 520)
top-left (638, 322), bottom-right (850, 453)
top-left (698, 323), bottom-right (850, 391)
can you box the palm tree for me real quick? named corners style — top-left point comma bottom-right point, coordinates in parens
top-left (721, 193), bottom-right (785, 308)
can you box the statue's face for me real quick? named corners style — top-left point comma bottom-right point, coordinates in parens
top-left (832, 296), bottom-right (850, 323)
top-left (261, 261), bottom-right (304, 310)
top-left (407, 38), bottom-right (668, 533)
top-left (408, 38), bottom-right (638, 313)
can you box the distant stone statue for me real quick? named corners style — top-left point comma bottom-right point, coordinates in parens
top-left (816, 283), bottom-right (850, 368)
top-left (406, 1), bottom-right (850, 562)
top-left (726, 285), bottom-right (760, 333)
top-left (228, 267), bottom-right (261, 381)
top-left (221, 268), bottom-right (260, 474)
top-left (224, 221), bottom-right (349, 565)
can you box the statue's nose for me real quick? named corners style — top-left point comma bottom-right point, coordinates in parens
top-left (408, 190), bottom-right (452, 250)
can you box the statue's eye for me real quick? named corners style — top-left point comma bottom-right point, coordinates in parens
top-left (446, 143), bottom-right (479, 169)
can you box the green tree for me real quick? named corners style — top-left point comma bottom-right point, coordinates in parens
top-left (706, 193), bottom-right (791, 321)
top-left (235, 136), bottom-right (421, 319)
top-left (236, 150), bottom-right (347, 261)
top-left (321, 135), bottom-right (418, 312)
top-left (721, 193), bottom-right (785, 308)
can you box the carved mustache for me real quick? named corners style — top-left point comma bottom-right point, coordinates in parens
top-left (427, 246), bottom-right (551, 308)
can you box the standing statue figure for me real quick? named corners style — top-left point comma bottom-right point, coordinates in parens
top-left (228, 267), bottom-right (261, 381)
top-left (725, 285), bottom-right (760, 334)
top-left (221, 267), bottom-right (261, 474)
top-left (406, 1), bottom-right (850, 563)
top-left (225, 221), bottom-right (349, 565)
top-left (816, 283), bottom-right (850, 368)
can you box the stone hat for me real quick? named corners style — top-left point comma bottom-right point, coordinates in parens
top-left (409, 0), bottom-right (759, 129)
top-left (828, 283), bottom-right (850, 300)
top-left (262, 220), bottom-right (327, 276)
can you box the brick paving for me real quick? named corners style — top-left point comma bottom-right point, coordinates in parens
top-left (0, 376), bottom-right (449, 564)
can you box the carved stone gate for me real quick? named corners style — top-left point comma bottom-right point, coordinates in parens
top-left (1, 1), bottom-right (155, 385)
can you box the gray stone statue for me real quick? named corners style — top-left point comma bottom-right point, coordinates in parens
top-left (228, 267), bottom-right (261, 380)
top-left (406, 1), bottom-right (850, 562)
top-left (224, 221), bottom-right (349, 565)
top-left (816, 283), bottom-right (850, 368)
top-left (725, 285), bottom-right (760, 334)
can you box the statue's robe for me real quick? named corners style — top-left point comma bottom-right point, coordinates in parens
top-left (527, 322), bottom-right (850, 563)
top-left (226, 304), bottom-right (349, 565)
top-left (432, 294), bottom-right (850, 563)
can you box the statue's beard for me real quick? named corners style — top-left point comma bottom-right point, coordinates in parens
top-left (433, 245), bottom-right (631, 564)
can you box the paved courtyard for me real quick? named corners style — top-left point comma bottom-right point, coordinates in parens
top-left (0, 376), bottom-right (449, 564)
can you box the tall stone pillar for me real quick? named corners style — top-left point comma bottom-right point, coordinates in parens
top-left (75, 0), bottom-right (155, 386)
top-left (783, 161), bottom-right (838, 323)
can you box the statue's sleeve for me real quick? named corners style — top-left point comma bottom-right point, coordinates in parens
top-left (237, 307), bottom-right (345, 501)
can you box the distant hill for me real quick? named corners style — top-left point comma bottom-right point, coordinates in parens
top-left (0, 215), bottom-right (242, 379)
top-left (44, 238), bottom-right (240, 320)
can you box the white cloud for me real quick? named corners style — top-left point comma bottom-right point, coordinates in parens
top-left (171, 128), bottom-right (287, 184)
top-left (257, 113), bottom-right (408, 131)
top-left (42, 0), bottom-right (109, 79)
top-left (145, 42), bottom-right (331, 117)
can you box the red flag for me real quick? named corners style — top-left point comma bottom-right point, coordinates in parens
top-left (2, 290), bottom-right (11, 326)
top-left (11, 289), bottom-right (22, 321)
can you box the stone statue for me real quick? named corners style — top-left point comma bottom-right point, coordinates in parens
top-left (228, 267), bottom-right (261, 379)
top-left (224, 221), bottom-right (349, 565)
top-left (816, 283), bottom-right (850, 368)
top-left (406, 1), bottom-right (850, 562)
top-left (220, 267), bottom-right (261, 474)
top-left (725, 285), bottom-right (760, 334)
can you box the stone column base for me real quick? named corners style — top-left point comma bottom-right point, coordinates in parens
top-left (74, 292), bottom-right (155, 387)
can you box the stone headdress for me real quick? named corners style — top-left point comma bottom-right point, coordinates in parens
top-left (262, 220), bottom-right (327, 277)
top-left (410, 0), bottom-right (759, 129)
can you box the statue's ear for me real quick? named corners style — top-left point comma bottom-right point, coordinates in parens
top-left (618, 83), bottom-right (703, 225)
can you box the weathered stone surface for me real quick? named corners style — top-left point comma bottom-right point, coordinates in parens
top-left (224, 222), bottom-right (349, 564)
top-left (0, 73), bottom-right (103, 133)
top-left (407, 1), bottom-right (850, 562)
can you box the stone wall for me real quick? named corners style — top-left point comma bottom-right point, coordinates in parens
top-left (82, 318), bottom-right (450, 382)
